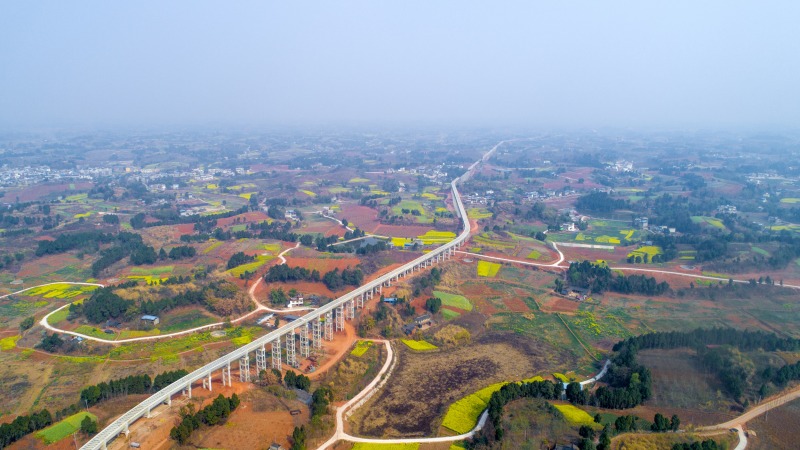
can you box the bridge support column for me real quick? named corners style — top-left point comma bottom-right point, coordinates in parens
top-left (221, 362), bottom-right (232, 387)
top-left (240, 354), bottom-right (251, 382)
top-left (378, 285), bottom-right (382, 294)
top-left (300, 323), bottom-right (310, 357)
top-left (286, 331), bottom-right (297, 367)
top-left (313, 318), bottom-right (323, 350)
top-left (256, 345), bottom-right (267, 373)
top-left (185, 382), bottom-right (192, 399)
top-left (347, 299), bottom-right (355, 319)
top-left (202, 373), bottom-right (212, 392)
top-left (335, 305), bottom-right (345, 331)
top-left (357, 292), bottom-right (365, 309)
top-left (324, 312), bottom-right (334, 341)
top-left (271, 337), bottom-right (282, 369)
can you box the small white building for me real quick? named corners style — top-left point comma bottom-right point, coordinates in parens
top-left (287, 297), bottom-right (304, 308)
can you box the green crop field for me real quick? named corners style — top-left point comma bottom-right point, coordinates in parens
top-left (553, 404), bottom-right (598, 427)
top-left (476, 260), bottom-right (501, 277)
top-left (130, 265), bottom-right (174, 276)
top-left (780, 197), bottom-right (800, 204)
top-left (442, 309), bottom-right (461, 320)
top-left (47, 308), bottom-right (70, 325)
top-left (401, 339), bottom-right (438, 351)
top-left (467, 208), bottom-right (492, 219)
top-left (526, 250), bottom-right (542, 260)
top-left (691, 216), bottom-right (726, 229)
top-left (351, 340), bottom-right (373, 357)
top-left (75, 325), bottom-right (116, 339)
top-left (349, 177), bottom-right (370, 183)
top-left (36, 412), bottom-right (97, 444)
top-left (203, 240), bottom-right (223, 254)
top-left (433, 291), bottom-right (473, 311)
top-left (552, 372), bottom-right (569, 382)
top-left (300, 189), bottom-right (317, 197)
top-left (627, 245), bottom-right (663, 262)
top-left (473, 233), bottom-right (515, 249)
top-left (227, 254), bottom-right (274, 277)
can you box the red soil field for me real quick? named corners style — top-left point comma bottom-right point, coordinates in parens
top-left (338, 204), bottom-right (381, 232)
top-left (6, 182), bottom-right (93, 202)
top-left (372, 224), bottom-right (433, 238)
top-left (503, 297), bottom-right (530, 313)
top-left (539, 295), bottom-right (580, 313)
top-left (217, 211), bottom-right (270, 227)
top-left (283, 256), bottom-right (361, 273)
top-left (16, 253), bottom-right (79, 278)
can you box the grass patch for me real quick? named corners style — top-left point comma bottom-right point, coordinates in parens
top-left (328, 186), bottom-right (351, 194)
top-left (0, 335), bottom-right (21, 351)
top-left (349, 177), bottom-right (370, 183)
top-left (401, 339), bottom-right (438, 351)
top-left (75, 325), bottom-right (114, 339)
top-left (130, 265), bottom-right (174, 275)
top-left (433, 290), bottom-right (473, 311)
top-left (47, 308), bottom-right (70, 325)
top-left (206, 183), bottom-right (218, 189)
top-left (351, 340), bottom-right (373, 357)
top-left (36, 412), bottom-right (97, 444)
top-left (421, 192), bottom-right (443, 200)
top-left (238, 192), bottom-right (256, 200)
top-left (526, 250), bottom-right (542, 260)
top-left (467, 208), bottom-right (493, 219)
top-left (595, 235), bottom-right (621, 244)
top-left (442, 309), bottom-right (461, 320)
top-left (73, 211), bottom-right (92, 219)
top-left (751, 246), bottom-right (770, 256)
top-left (553, 404), bottom-right (597, 427)
top-left (473, 233), bottom-right (515, 249)
top-left (780, 197), bottom-right (800, 204)
top-left (691, 216), bottom-right (726, 229)
top-left (476, 260), bottom-right (501, 277)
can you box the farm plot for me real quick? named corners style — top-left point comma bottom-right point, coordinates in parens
top-left (432, 291), bottom-right (473, 311)
top-left (401, 339), bottom-right (438, 351)
top-left (351, 340), bottom-right (373, 357)
top-left (441, 381), bottom-right (507, 433)
top-left (227, 254), bottom-right (274, 277)
top-left (467, 208), bottom-right (492, 219)
top-left (553, 404), bottom-right (599, 428)
top-left (36, 412), bottom-right (97, 444)
top-left (476, 261), bottom-right (501, 277)
top-left (24, 283), bottom-right (99, 299)
top-left (627, 245), bottom-right (663, 262)
top-left (417, 230), bottom-right (456, 245)
top-left (283, 256), bottom-right (361, 273)
top-left (691, 215), bottom-right (726, 230)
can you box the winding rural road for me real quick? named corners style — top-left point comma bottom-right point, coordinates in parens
top-left (316, 347), bottom-right (609, 450)
top-left (38, 242), bottom-right (309, 344)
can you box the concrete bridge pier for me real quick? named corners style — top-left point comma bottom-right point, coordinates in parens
top-left (239, 355), bottom-right (250, 382)
top-left (299, 323), bottom-right (310, 357)
top-left (271, 337), bottom-right (282, 369)
top-left (347, 299), bottom-right (355, 319)
top-left (312, 318), bottom-right (323, 350)
top-left (202, 372), bottom-right (212, 392)
top-left (221, 362), bottom-right (232, 387)
top-left (285, 332), bottom-right (297, 367)
top-left (256, 345), bottom-right (268, 373)
top-left (324, 312), bottom-right (334, 340)
top-left (335, 305), bottom-right (345, 331)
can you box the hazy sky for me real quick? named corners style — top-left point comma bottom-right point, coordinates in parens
top-left (1, 1), bottom-right (799, 129)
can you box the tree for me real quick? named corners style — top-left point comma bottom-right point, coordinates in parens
top-left (80, 416), bottom-right (98, 435)
top-left (291, 425), bottom-right (307, 450)
top-left (579, 425), bottom-right (596, 440)
top-left (566, 382), bottom-right (583, 403)
top-left (425, 297), bottom-right (442, 313)
top-left (670, 414), bottom-right (680, 431)
top-left (20, 316), bottom-right (34, 331)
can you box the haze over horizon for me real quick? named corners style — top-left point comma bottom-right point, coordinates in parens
top-left (1, 1), bottom-right (799, 131)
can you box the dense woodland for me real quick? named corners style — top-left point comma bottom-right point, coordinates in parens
top-left (564, 261), bottom-right (670, 296)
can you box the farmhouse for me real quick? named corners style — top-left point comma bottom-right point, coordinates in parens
top-left (140, 315), bottom-right (160, 326)
top-left (414, 314), bottom-right (432, 327)
top-left (287, 296), bottom-right (304, 308)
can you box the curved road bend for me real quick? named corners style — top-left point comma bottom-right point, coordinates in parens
top-left (39, 242), bottom-right (310, 345)
top-left (81, 139), bottom-right (494, 450)
top-left (317, 356), bottom-right (610, 449)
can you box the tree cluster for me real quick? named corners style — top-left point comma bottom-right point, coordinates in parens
top-left (566, 261), bottom-right (669, 296)
top-left (226, 251), bottom-right (256, 270)
top-left (672, 440), bottom-right (720, 450)
top-left (0, 409), bottom-right (53, 448)
top-left (169, 394), bottom-right (240, 444)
